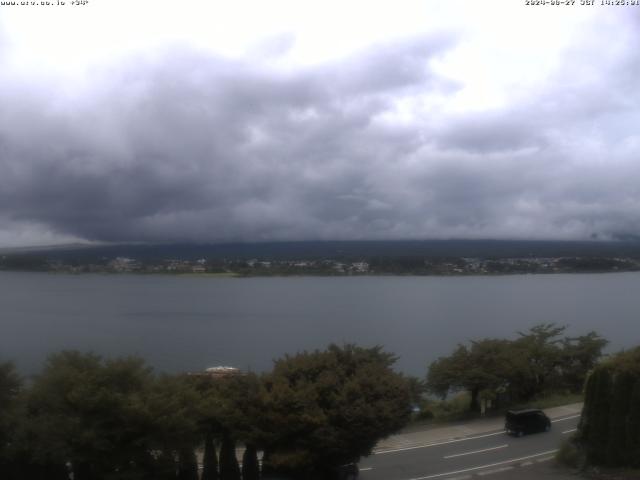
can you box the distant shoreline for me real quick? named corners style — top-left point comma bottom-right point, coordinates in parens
top-left (2, 268), bottom-right (639, 278)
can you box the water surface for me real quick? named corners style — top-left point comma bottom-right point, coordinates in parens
top-left (1, 272), bottom-right (638, 376)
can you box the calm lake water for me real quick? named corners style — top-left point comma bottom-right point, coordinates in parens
top-left (1, 271), bottom-right (639, 376)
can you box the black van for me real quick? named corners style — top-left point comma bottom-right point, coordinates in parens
top-left (505, 409), bottom-right (551, 437)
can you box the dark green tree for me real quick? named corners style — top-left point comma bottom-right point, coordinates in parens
top-left (258, 344), bottom-right (411, 478)
top-left (605, 371), bottom-right (635, 465)
top-left (427, 324), bottom-right (604, 411)
top-left (625, 381), bottom-right (640, 467)
top-left (578, 347), bottom-right (640, 468)
top-left (560, 332), bottom-right (608, 393)
top-left (201, 432), bottom-right (219, 480)
top-left (177, 448), bottom-right (198, 480)
top-left (219, 435), bottom-right (241, 480)
top-left (20, 351), bottom-right (201, 480)
top-left (241, 444), bottom-right (259, 480)
top-left (0, 361), bottom-right (21, 477)
top-left (513, 323), bottom-right (566, 398)
top-left (427, 339), bottom-right (516, 411)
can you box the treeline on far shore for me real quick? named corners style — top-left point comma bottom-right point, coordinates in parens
top-left (0, 324), bottom-right (623, 480)
top-left (2, 251), bottom-right (640, 276)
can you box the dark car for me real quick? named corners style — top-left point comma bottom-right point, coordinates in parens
top-left (505, 408), bottom-right (551, 436)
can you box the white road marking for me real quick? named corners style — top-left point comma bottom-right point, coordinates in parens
top-left (535, 456), bottom-right (555, 463)
top-left (520, 461), bottom-right (533, 466)
top-left (376, 413), bottom-right (581, 455)
top-left (551, 414), bottom-right (581, 423)
top-left (562, 428), bottom-right (577, 434)
top-left (375, 431), bottom-right (506, 455)
top-left (477, 466), bottom-right (514, 476)
top-left (444, 444), bottom-right (508, 459)
top-left (408, 449), bottom-right (558, 480)
top-left (360, 467), bottom-right (373, 472)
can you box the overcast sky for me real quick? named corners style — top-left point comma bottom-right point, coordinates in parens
top-left (0, 0), bottom-right (638, 247)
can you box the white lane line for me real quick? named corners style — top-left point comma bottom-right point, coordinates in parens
top-left (562, 428), bottom-right (577, 434)
top-left (477, 466), bottom-right (514, 476)
top-left (377, 413), bottom-right (580, 455)
top-left (443, 444), bottom-right (508, 459)
top-left (408, 449), bottom-right (558, 480)
top-left (375, 431), bottom-right (506, 455)
top-left (360, 467), bottom-right (373, 471)
top-left (551, 414), bottom-right (581, 423)
top-left (535, 456), bottom-right (555, 463)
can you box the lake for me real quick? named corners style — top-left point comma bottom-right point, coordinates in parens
top-left (1, 271), bottom-right (639, 376)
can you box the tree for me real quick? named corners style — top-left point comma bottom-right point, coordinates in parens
top-left (219, 435), bottom-right (241, 480)
top-left (578, 347), bottom-right (640, 468)
top-left (241, 444), bottom-right (259, 480)
top-left (258, 344), bottom-right (411, 478)
top-left (513, 323), bottom-right (567, 398)
top-left (406, 376), bottom-right (427, 408)
top-left (605, 371), bottom-right (635, 465)
top-left (426, 324), bottom-right (604, 411)
top-left (201, 432), bottom-right (219, 480)
top-left (20, 351), bottom-right (201, 480)
top-left (177, 448), bottom-right (198, 480)
top-left (426, 340), bottom-right (516, 411)
top-left (0, 362), bottom-right (21, 479)
top-left (560, 332), bottom-right (608, 393)
top-left (625, 381), bottom-right (640, 467)
top-left (190, 371), bottom-right (264, 479)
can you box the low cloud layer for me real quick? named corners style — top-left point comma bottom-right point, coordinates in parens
top-left (0, 12), bottom-right (639, 246)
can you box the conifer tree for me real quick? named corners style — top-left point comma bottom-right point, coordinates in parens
top-left (219, 435), bottom-right (241, 480)
top-left (606, 371), bottom-right (634, 465)
top-left (241, 444), bottom-right (260, 480)
top-left (177, 448), bottom-right (199, 480)
top-left (626, 380), bottom-right (640, 467)
top-left (587, 366), bottom-right (612, 464)
top-left (202, 432), bottom-right (219, 480)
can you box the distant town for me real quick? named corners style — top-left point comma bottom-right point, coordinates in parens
top-left (2, 252), bottom-right (640, 276)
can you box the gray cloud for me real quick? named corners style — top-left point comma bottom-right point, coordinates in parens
top-left (0, 17), bottom-right (639, 246)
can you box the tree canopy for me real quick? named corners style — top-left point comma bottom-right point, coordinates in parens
top-left (0, 344), bottom-right (412, 480)
top-left (578, 346), bottom-right (640, 468)
top-left (426, 324), bottom-right (607, 411)
top-left (258, 344), bottom-right (411, 478)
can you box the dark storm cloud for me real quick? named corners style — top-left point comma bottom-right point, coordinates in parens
top-left (0, 17), bottom-right (639, 245)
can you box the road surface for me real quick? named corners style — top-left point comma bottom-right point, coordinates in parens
top-left (360, 412), bottom-right (580, 480)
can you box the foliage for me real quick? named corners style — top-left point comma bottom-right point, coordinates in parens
top-left (24, 352), bottom-right (162, 478)
top-left (241, 444), bottom-right (260, 480)
top-left (578, 347), bottom-right (640, 468)
top-left (427, 338), bottom-right (521, 411)
top-left (560, 332), bottom-right (609, 392)
top-left (556, 435), bottom-right (583, 469)
top-left (177, 448), bottom-right (198, 480)
top-left (406, 376), bottom-right (427, 407)
top-left (219, 435), bottom-right (241, 480)
top-left (0, 362), bottom-right (21, 478)
top-left (5, 351), bottom-right (203, 479)
top-left (201, 432), bottom-right (218, 480)
top-left (258, 344), bottom-right (411, 478)
top-left (426, 324), bottom-right (606, 411)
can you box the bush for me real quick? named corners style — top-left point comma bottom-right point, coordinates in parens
top-left (415, 409), bottom-right (434, 421)
top-left (578, 347), bottom-right (640, 468)
top-left (556, 436), bottom-right (584, 469)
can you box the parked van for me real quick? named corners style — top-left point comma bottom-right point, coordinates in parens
top-left (505, 409), bottom-right (551, 436)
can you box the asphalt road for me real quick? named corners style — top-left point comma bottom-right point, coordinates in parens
top-left (359, 414), bottom-right (580, 480)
